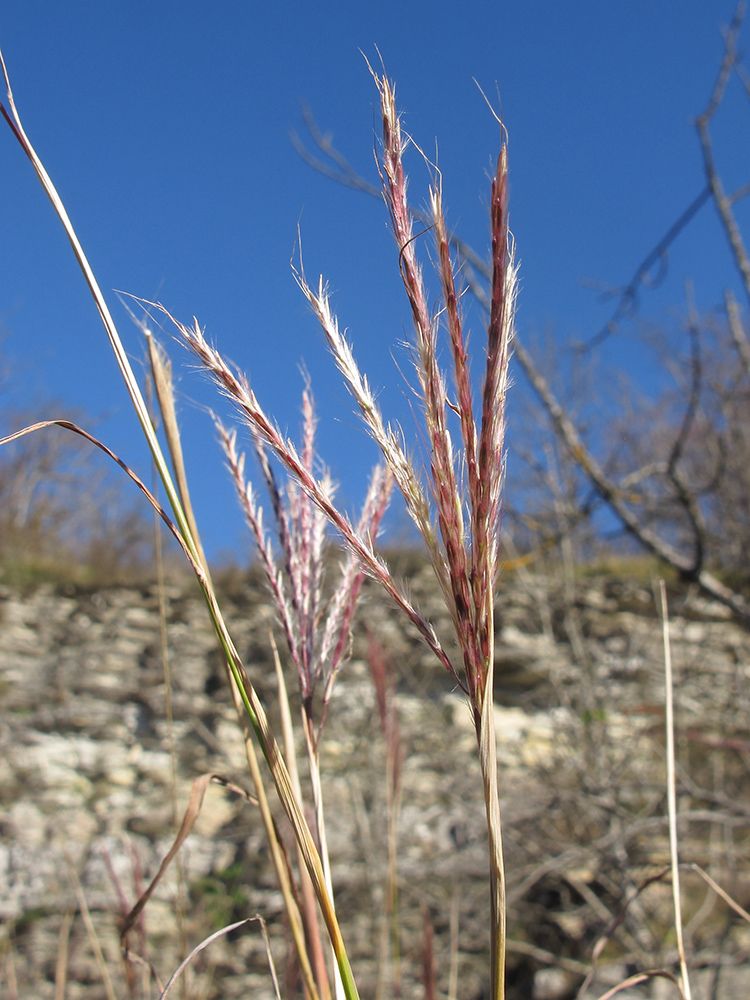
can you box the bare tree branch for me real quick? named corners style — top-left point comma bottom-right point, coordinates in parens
top-left (725, 287), bottom-right (750, 378)
top-left (582, 185), bottom-right (712, 350)
top-left (695, 2), bottom-right (750, 307)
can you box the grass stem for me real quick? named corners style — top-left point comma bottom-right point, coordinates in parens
top-left (658, 580), bottom-right (691, 1000)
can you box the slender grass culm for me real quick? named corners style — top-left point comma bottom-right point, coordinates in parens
top-left (1, 48), bottom-right (515, 1000)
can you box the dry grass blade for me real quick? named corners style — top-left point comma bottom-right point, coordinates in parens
top-left (0, 47), bottom-right (201, 572)
top-left (258, 915), bottom-right (284, 1000)
top-left (120, 773), bottom-right (256, 942)
top-left (146, 331), bottom-right (209, 572)
top-left (0, 420), bottom-right (204, 574)
top-left (593, 968), bottom-right (686, 1000)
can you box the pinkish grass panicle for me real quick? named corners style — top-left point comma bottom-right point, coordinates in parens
top-left (217, 383), bottom-right (396, 731)
top-left (218, 422), bottom-right (303, 680)
top-left (165, 309), bottom-right (459, 683)
top-left (318, 463), bottom-right (391, 708)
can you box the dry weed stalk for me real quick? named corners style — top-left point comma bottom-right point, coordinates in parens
top-left (658, 581), bottom-right (692, 1000)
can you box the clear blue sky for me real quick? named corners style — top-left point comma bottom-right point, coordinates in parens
top-left (1, 2), bottom-right (747, 562)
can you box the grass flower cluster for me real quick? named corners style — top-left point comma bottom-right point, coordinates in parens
top-left (2, 47), bottom-right (520, 1000)
top-left (5, 19), bottom-right (750, 1000)
top-left (162, 69), bottom-right (516, 996)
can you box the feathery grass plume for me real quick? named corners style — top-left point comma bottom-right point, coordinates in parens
top-left (161, 308), bottom-right (457, 681)
top-left (219, 389), bottom-right (390, 737)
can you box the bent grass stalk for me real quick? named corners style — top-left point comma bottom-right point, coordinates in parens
top-left (0, 47), bottom-right (359, 1000)
top-left (146, 342), bottom-right (324, 999)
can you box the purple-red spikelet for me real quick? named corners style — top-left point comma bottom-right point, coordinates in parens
top-left (472, 147), bottom-right (515, 699)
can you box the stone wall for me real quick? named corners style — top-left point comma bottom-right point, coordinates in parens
top-left (1, 570), bottom-right (749, 999)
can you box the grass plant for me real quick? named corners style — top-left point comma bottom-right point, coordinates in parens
top-left (5, 41), bottom-right (750, 1000)
top-left (1, 50), bottom-right (516, 994)
top-left (153, 68), bottom-right (515, 999)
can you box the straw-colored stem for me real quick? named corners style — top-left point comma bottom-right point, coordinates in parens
top-left (54, 909), bottom-right (75, 1000)
top-left (447, 884), bottom-right (460, 1000)
top-left (659, 581), bottom-right (691, 1000)
top-left (65, 857), bottom-right (118, 1000)
top-left (273, 636), bottom-right (331, 1000)
top-left (232, 668), bottom-right (322, 1000)
top-left (476, 607), bottom-right (505, 1000)
top-left (385, 747), bottom-right (402, 996)
top-left (304, 714), bottom-right (344, 1000)
top-left (150, 460), bottom-right (189, 998)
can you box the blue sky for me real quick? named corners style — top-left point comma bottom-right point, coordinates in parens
top-left (1, 2), bottom-right (747, 562)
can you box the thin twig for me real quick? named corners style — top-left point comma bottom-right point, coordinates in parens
top-left (158, 920), bottom-right (252, 1000)
top-left (687, 863), bottom-right (750, 925)
top-left (695, 3), bottom-right (750, 307)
